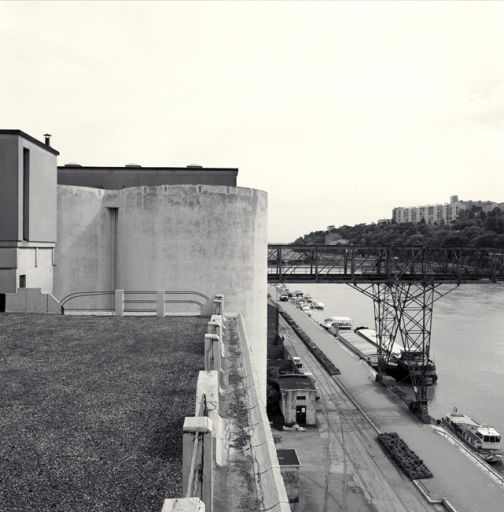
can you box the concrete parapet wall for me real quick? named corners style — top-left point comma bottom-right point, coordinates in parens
top-left (170, 306), bottom-right (288, 511)
top-left (196, 371), bottom-right (219, 420)
top-left (4, 287), bottom-right (60, 313)
top-left (235, 313), bottom-right (291, 512)
top-left (161, 498), bottom-right (205, 512)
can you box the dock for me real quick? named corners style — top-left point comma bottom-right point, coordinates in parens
top-left (274, 293), bottom-right (504, 512)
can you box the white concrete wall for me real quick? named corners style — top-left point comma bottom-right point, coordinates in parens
top-left (20, 139), bottom-right (57, 243)
top-left (117, 185), bottom-right (267, 350)
top-left (17, 247), bottom-right (54, 293)
top-left (53, 186), bottom-right (115, 310)
top-left (236, 314), bottom-right (291, 511)
top-left (54, 185), bottom-right (267, 383)
top-left (5, 287), bottom-right (61, 313)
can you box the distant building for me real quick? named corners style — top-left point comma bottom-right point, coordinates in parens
top-left (392, 195), bottom-right (502, 225)
top-left (377, 218), bottom-right (390, 225)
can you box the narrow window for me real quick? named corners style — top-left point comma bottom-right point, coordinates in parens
top-left (19, 275), bottom-right (26, 288)
top-left (23, 148), bottom-right (30, 241)
top-left (107, 207), bottom-right (118, 290)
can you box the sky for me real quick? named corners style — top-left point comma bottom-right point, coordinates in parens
top-left (2, 1), bottom-right (504, 242)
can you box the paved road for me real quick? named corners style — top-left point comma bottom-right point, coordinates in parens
top-left (277, 313), bottom-right (441, 512)
top-left (277, 298), bottom-right (504, 512)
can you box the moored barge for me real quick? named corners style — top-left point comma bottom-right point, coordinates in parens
top-left (351, 327), bottom-right (438, 385)
top-left (442, 410), bottom-right (503, 464)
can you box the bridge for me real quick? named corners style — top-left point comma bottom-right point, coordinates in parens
top-left (267, 244), bottom-right (504, 283)
top-left (267, 245), bottom-right (504, 420)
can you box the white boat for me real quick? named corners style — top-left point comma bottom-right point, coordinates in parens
top-left (293, 290), bottom-right (304, 300)
top-left (301, 304), bottom-right (312, 316)
top-left (328, 317), bottom-right (353, 334)
top-left (442, 410), bottom-right (503, 464)
top-left (322, 316), bottom-right (352, 331)
top-left (321, 317), bottom-right (336, 329)
top-left (312, 301), bottom-right (325, 310)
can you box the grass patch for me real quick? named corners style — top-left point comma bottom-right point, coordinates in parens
top-left (0, 314), bottom-right (207, 512)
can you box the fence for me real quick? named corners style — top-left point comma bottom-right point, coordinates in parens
top-left (60, 290), bottom-right (212, 315)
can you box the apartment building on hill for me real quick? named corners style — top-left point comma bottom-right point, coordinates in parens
top-left (392, 195), bottom-right (504, 225)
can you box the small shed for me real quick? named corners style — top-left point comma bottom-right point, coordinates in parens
top-left (278, 374), bottom-right (317, 426)
top-left (277, 449), bottom-right (301, 503)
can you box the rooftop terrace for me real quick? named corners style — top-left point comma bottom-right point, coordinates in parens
top-left (0, 314), bottom-right (207, 512)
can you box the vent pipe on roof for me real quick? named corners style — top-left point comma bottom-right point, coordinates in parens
top-left (44, 133), bottom-right (52, 146)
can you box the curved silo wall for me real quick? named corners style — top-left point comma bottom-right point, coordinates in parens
top-left (54, 184), bottom-right (268, 397)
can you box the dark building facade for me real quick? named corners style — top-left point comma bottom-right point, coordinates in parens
top-left (58, 165), bottom-right (238, 189)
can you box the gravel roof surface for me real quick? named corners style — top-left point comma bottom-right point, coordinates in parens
top-left (0, 314), bottom-right (206, 512)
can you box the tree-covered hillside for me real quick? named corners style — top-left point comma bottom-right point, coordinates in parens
top-left (293, 206), bottom-right (504, 247)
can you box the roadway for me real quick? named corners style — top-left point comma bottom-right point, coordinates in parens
top-left (274, 294), bottom-right (504, 512)
top-left (276, 311), bottom-right (442, 512)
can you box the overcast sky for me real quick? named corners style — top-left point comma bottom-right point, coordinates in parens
top-left (2, 1), bottom-right (504, 242)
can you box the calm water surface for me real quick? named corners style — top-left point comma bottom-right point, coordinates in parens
top-left (281, 283), bottom-right (504, 430)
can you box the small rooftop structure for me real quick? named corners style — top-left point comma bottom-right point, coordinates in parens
top-left (276, 449), bottom-right (301, 504)
top-left (0, 129), bottom-right (60, 155)
top-left (278, 374), bottom-right (316, 392)
top-left (276, 449), bottom-right (300, 466)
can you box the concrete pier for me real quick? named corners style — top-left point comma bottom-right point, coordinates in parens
top-left (274, 294), bottom-right (504, 512)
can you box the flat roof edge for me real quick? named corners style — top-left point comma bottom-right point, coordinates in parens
top-left (57, 166), bottom-right (238, 172)
top-left (0, 130), bottom-right (59, 156)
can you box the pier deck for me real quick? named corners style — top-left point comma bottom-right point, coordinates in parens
top-left (276, 297), bottom-right (504, 512)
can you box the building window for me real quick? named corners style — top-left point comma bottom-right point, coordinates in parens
top-left (296, 395), bottom-right (306, 400)
top-left (19, 275), bottom-right (26, 288)
top-left (23, 148), bottom-right (30, 241)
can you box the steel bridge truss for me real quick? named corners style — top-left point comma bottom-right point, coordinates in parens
top-left (268, 244), bottom-right (504, 419)
top-left (268, 245), bottom-right (504, 283)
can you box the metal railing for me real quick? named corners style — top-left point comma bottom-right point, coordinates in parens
top-left (60, 290), bottom-right (115, 309)
top-left (59, 289), bottom-right (210, 314)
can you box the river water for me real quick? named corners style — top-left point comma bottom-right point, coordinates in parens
top-left (278, 283), bottom-right (504, 431)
